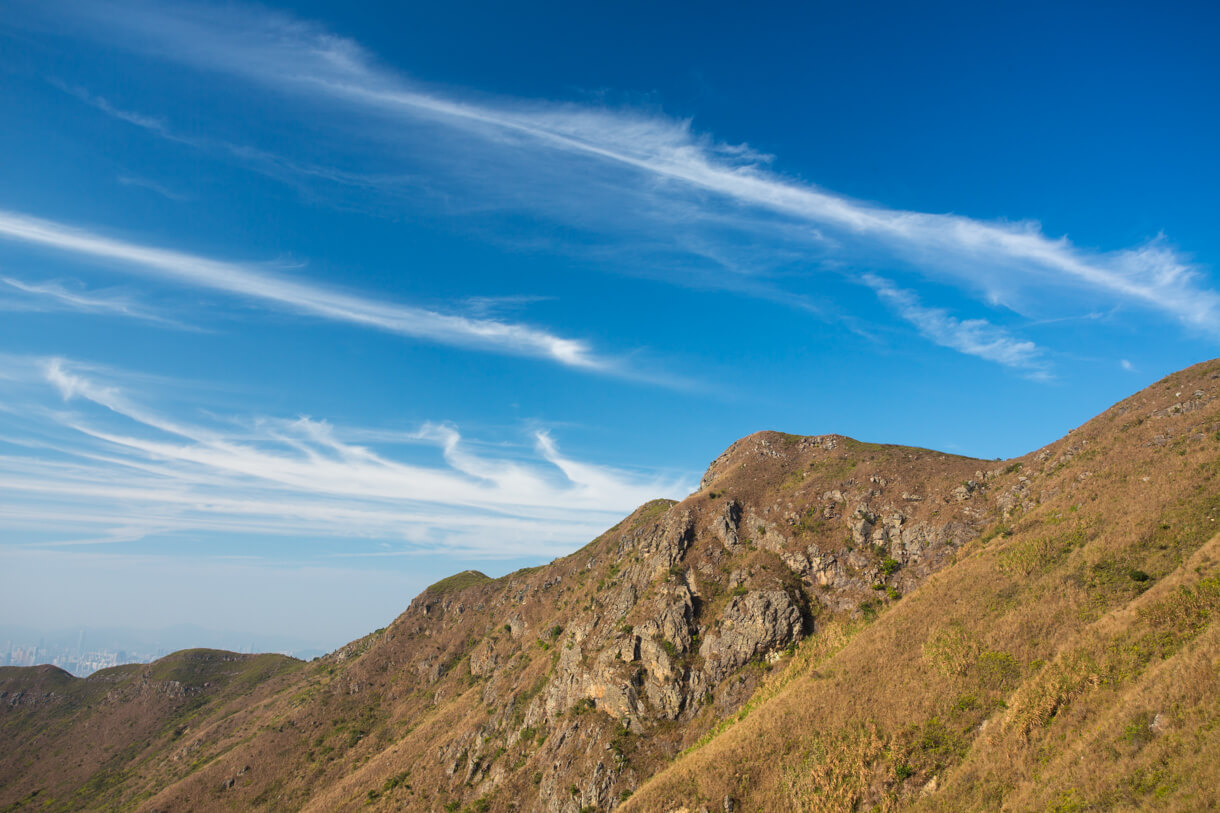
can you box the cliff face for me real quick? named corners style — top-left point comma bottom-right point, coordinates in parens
top-left (3, 359), bottom-right (1220, 812)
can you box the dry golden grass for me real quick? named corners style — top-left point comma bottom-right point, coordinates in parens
top-left (626, 360), bottom-right (1220, 812)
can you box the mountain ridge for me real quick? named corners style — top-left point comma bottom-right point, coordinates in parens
top-left (3, 358), bottom-right (1219, 811)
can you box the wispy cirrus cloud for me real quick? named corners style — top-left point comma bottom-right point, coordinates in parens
top-left (42, 0), bottom-right (1220, 345)
top-left (116, 175), bottom-right (191, 201)
top-left (0, 210), bottom-right (618, 372)
top-left (863, 274), bottom-right (1049, 377)
top-left (0, 275), bottom-right (184, 326)
top-left (57, 82), bottom-right (407, 192)
top-left (0, 358), bottom-right (693, 556)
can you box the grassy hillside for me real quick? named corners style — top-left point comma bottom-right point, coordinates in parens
top-left (0, 651), bottom-right (302, 812)
top-left (1, 359), bottom-right (1218, 812)
top-left (627, 360), bottom-right (1220, 812)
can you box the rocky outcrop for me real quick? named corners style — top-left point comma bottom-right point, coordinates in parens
top-left (712, 500), bottom-right (742, 550)
top-left (469, 639), bottom-right (498, 677)
top-left (699, 590), bottom-right (804, 684)
top-left (638, 585), bottom-right (695, 655)
top-left (636, 510), bottom-right (695, 572)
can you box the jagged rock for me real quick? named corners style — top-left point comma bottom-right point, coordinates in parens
top-left (809, 552), bottom-right (839, 586)
top-left (611, 583), bottom-right (637, 619)
top-left (782, 550), bottom-right (812, 576)
top-left (543, 644), bottom-right (587, 720)
top-left (846, 549), bottom-right (870, 570)
top-left (469, 639), bottom-right (497, 677)
top-left (415, 654), bottom-right (446, 683)
top-left (638, 510), bottom-right (695, 571)
top-left (638, 585), bottom-right (695, 655)
top-left (578, 585), bottom-right (696, 720)
top-left (639, 637), bottom-right (679, 683)
top-left (699, 590), bottom-right (804, 684)
top-left (587, 676), bottom-right (640, 719)
top-left (996, 478), bottom-right (1031, 516)
top-left (850, 513), bottom-right (875, 545)
top-left (638, 635), bottom-right (686, 718)
top-left (744, 512), bottom-right (787, 552)
top-left (712, 500), bottom-right (742, 549)
top-left (616, 634), bottom-right (640, 662)
top-left (951, 480), bottom-right (979, 501)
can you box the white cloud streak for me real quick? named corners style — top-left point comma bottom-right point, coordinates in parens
top-left (116, 175), bottom-right (191, 201)
top-left (0, 359), bottom-right (693, 556)
top-left (863, 274), bottom-right (1049, 376)
top-left (56, 82), bottom-right (401, 191)
top-left (0, 275), bottom-right (181, 325)
top-left (0, 210), bottom-right (609, 371)
top-left (51, 0), bottom-right (1220, 339)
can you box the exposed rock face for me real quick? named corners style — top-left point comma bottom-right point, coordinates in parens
top-left (712, 500), bottom-right (742, 549)
top-left (699, 590), bottom-right (804, 684)
top-left (469, 639), bottom-right (497, 677)
top-left (639, 584), bottom-right (695, 655)
top-left (637, 509), bottom-right (695, 572)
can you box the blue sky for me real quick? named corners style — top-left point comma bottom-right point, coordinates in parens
top-left (1, 0), bottom-right (1217, 650)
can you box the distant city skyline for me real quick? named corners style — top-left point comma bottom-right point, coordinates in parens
top-left (2, 623), bottom-right (326, 676)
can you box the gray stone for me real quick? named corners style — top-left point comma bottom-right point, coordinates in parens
top-left (698, 590), bottom-right (803, 684)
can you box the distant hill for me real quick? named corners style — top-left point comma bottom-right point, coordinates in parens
top-left (3, 359), bottom-right (1219, 811)
top-left (0, 623), bottom-right (327, 675)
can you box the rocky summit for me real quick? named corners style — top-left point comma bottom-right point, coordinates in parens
top-left (4, 359), bottom-right (1220, 811)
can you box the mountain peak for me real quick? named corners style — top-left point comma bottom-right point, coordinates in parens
top-left (4, 358), bottom-right (1220, 811)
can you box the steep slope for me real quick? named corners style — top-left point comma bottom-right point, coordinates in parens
top-left (625, 359), bottom-right (1220, 812)
top-left (2, 359), bottom-right (1218, 812)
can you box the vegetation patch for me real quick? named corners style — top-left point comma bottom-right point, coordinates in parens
top-left (424, 570), bottom-right (492, 597)
top-left (996, 527), bottom-right (1090, 577)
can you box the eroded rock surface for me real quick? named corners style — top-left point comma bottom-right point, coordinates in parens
top-left (699, 590), bottom-right (804, 684)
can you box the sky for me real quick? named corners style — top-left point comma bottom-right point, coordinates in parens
top-left (1, 0), bottom-right (1217, 653)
